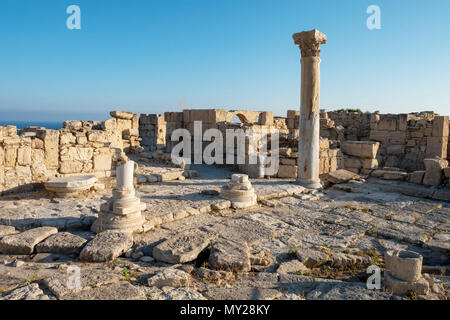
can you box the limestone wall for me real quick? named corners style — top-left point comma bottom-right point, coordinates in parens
top-left (0, 111), bottom-right (141, 194)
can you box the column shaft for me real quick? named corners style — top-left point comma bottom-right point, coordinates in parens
top-left (297, 57), bottom-right (322, 189)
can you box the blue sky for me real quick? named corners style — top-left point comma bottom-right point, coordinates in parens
top-left (0, 0), bottom-right (449, 121)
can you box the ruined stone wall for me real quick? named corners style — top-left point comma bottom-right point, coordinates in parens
top-left (139, 114), bottom-right (166, 152)
top-left (369, 113), bottom-right (448, 171)
top-left (327, 111), bottom-right (372, 141)
top-left (0, 111), bottom-right (140, 194)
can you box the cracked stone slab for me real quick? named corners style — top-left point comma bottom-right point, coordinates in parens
top-left (152, 230), bottom-right (212, 264)
top-left (147, 268), bottom-right (191, 288)
top-left (80, 230), bottom-right (133, 262)
top-left (45, 176), bottom-right (98, 194)
top-left (42, 264), bottom-right (122, 299)
top-left (295, 248), bottom-right (330, 268)
top-left (145, 286), bottom-right (207, 300)
top-left (0, 283), bottom-right (49, 300)
top-left (35, 232), bottom-right (88, 254)
top-left (60, 281), bottom-right (146, 300)
top-left (205, 286), bottom-right (283, 300)
top-left (308, 283), bottom-right (395, 300)
top-left (0, 227), bottom-right (58, 254)
top-left (276, 260), bottom-right (309, 274)
top-left (0, 225), bottom-right (17, 238)
top-left (208, 238), bottom-right (251, 272)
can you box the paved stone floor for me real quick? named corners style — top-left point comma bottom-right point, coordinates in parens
top-left (0, 162), bottom-right (448, 300)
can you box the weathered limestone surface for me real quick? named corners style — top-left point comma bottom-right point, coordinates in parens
top-left (80, 230), bottom-right (133, 262)
top-left (385, 250), bottom-right (423, 282)
top-left (208, 238), bottom-right (251, 272)
top-left (423, 158), bottom-right (448, 186)
top-left (0, 227), bottom-right (58, 254)
top-left (153, 231), bottom-right (212, 264)
top-left (326, 169), bottom-right (361, 184)
top-left (341, 141), bottom-right (380, 159)
top-left (147, 268), bottom-right (191, 288)
top-left (36, 232), bottom-right (88, 254)
top-left (44, 175), bottom-right (97, 194)
top-left (0, 225), bottom-right (17, 238)
top-left (384, 271), bottom-right (429, 295)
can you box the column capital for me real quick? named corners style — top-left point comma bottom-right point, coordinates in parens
top-left (293, 29), bottom-right (327, 57)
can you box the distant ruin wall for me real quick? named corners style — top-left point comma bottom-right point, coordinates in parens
top-left (0, 111), bottom-right (141, 194)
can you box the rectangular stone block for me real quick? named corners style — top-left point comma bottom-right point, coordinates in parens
top-left (369, 130), bottom-right (390, 144)
top-left (408, 171), bottom-right (425, 184)
top-left (164, 112), bottom-right (184, 123)
top-left (432, 116), bottom-right (449, 137)
top-left (426, 136), bottom-right (448, 158)
top-left (117, 119), bottom-right (132, 131)
top-left (362, 158), bottom-right (378, 169)
top-left (287, 110), bottom-right (299, 119)
top-left (16, 166), bottom-right (32, 185)
top-left (398, 114), bottom-right (408, 131)
top-left (341, 141), bottom-right (379, 159)
top-left (344, 156), bottom-right (362, 169)
top-left (286, 118), bottom-right (295, 129)
top-left (423, 158), bottom-right (448, 186)
top-left (4, 146), bottom-right (18, 167)
top-left (17, 146), bottom-right (32, 166)
top-left (93, 153), bottom-right (112, 171)
top-left (280, 158), bottom-right (296, 166)
top-left (60, 132), bottom-right (76, 145)
top-left (131, 114), bottom-right (139, 129)
top-left (388, 132), bottom-right (407, 144)
top-left (103, 118), bottom-right (117, 130)
top-left (59, 161), bottom-right (84, 174)
top-left (212, 110), bottom-right (228, 123)
top-left (277, 165), bottom-right (297, 178)
top-left (387, 145), bottom-right (405, 156)
top-left (410, 130), bottom-right (424, 138)
top-left (258, 112), bottom-right (274, 126)
top-left (31, 149), bottom-right (46, 181)
top-left (377, 118), bottom-right (397, 131)
top-left (37, 130), bottom-right (60, 170)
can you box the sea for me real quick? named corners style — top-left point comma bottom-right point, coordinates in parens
top-left (0, 121), bottom-right (62, 130)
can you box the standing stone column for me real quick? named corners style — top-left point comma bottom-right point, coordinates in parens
top-left (292, 29), bottom-right (327, 189)
top-left (91, 161), bottom-right (147, 234)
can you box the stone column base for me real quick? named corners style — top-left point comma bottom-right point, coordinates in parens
top-left (296, 178), bottom-right (322, 190)
top-left (91, 210), bottom-right (146, 234)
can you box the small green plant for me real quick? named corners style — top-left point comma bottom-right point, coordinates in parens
top-left (201, 261), bottom-right (209, 268)
top-left (287, 245), bottom-right (297, 259)
top-left (295, 270), bottom-right (303, 276)
top-left (333, 108), bottom-right (363, 114)
top-left (122, 267), bottom-right (131, 281)
top-left (406, 289), bottom-right (418, 299)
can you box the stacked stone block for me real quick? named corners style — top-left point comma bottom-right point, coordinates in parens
top-left (0, 111), bottom-right (138, 194)
top-left (341, 140), bottom-right (380, 174)
top-left (139, 114), bottom-right (166, 152)
top-left (106, 111), bottom-right (142, 154)
top-left (286, 110), bottom-right (299, 137)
